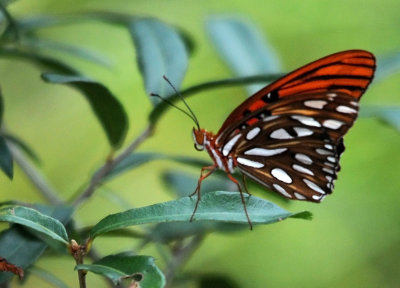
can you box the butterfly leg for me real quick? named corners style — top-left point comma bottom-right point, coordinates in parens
top-left (241, 174), bottom-right (251, 196)
top-left (226, 173), bottom-right (253, 230)
top-left (189, 165), bottom-right (216, 222)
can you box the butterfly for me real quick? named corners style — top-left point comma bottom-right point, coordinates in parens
top-left (190, 50), bottom-right (376, 228)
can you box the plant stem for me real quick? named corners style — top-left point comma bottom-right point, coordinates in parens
top-left (164, 234), bottom-right (206, 287)
top-left (72, 124), bottom-right (153, 207)
top-left (8, 142), bottom-right (63, 205)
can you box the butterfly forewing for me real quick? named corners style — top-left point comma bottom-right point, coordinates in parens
top-left (216, 50), bottom-right (375, 142)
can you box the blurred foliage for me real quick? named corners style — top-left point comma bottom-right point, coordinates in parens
top-left (0, 1), bottom-right (399, 288)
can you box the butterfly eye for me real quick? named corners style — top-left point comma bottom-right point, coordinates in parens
top-left (194, 143), bottom-right (204, 151)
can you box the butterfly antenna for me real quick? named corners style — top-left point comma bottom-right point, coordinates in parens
top-left (150, 92), bottom-right (199, 127)
top-left (162, 75), bottom-right (201, 129)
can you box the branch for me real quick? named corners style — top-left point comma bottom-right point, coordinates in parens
top-left (72, 124), bottom-right (153, 207)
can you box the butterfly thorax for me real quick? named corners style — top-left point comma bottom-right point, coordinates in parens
top-left (192, 128), bottom-right (236, 174)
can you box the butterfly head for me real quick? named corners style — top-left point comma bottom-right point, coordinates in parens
top-left (192, 128), bottom-right (209, 151)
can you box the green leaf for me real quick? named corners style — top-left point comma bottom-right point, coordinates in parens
top-left (90, 191), bottom-right (304, 239)
top-left (41, 73), bottom-right (128, 148)
top-left (0, 135), bottom-right (13, 179)
top-left (207, 17), bottom-right (281, 95)
top-left (0, 47), bottom-right (78, 74)
top-left (0, 206), bottom-right (68, 244)
top-left (0, 205), bottom-right (72, 283)
top-left (3, 134), bottom-right (40, 164)
top-left (130, 17), bottom-right (188, 105)
top-left (147, 172), bottom-right (250, 242)
top-left (106, 152), bottom-right (209, 181)
top-left (360, 106), bottom-right (400, 132)
top-left (375, 52), bottom-right (400, 81)
top-left (76, 254), bottom-right (165, 287)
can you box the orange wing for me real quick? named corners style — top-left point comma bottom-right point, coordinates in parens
top-left (217, 50), bottom-right (376, 136)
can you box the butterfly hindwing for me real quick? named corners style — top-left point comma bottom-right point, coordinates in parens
top-left (219, 91), bottom-right (361, 201)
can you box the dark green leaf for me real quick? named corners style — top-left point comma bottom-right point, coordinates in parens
top-left (0, 206), bottom-right (69, 244)
top-left (207, 17), bottom-right (281, 94)
top-left (361, 106), bottom-right (400, 132)
top-left (4, 134), bottom-right (40, 164)
top-left (42, 73), bottom-right (128, 148)
top-left (76, 254), bottom-right (165, 287)
top-left (106, 152), bottom-right (209, 181)
top-left (0, 205), bottom-right (72, 283)
top-left (0, 135), bottom-right (13, 179)
top-left (375, 53), bottom-right (400, 81)
top-left (90, 191), bottom-right (305, 239)
top-left (0, 47), bottom-right (78, 74)
top-left (130, 18), bottom-right (188, 105)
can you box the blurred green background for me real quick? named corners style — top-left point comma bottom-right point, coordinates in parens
top-left (1, 0), bottom-right (400, 287)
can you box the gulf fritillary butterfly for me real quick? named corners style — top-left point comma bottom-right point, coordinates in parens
top-left (188, 50), bottom-right (376, 228)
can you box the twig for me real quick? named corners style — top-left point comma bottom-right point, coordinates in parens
top-left (72, 124), bottom-right (153, 207)
top-left (164, 234), bottom-right (206, 287)
top-left (8, 142), bottom-right (63, 205)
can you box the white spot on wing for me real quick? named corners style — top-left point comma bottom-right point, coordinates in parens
top-left (291, 115), bottom-right (321, 127)
top-left (263, 115), bottom-right (279, 122)
top-left (294, 192), bottom-right (306, 200)
top-left (312, 194), bottom-right (325, 201)
top-left (337, 105), bottom-right (357, 114)
top-left (316, 148), bottom-right (331, 155)
top-left (303, 179), bottom-right (325, 194)
top-left (324, 161), bottom-right (335, 167)
top-left (295, 153), bottom-right (313, 165)
top-left (237, 157), bottom-right (264, 168)
top-left (323, 119), bottom-right (344, 130)
top-left (246, 127), bottom-right (261, 140)
top-left (271, 168), bottom-right (292, 183)
top-left (304, 100), bottom-right (328, 109)
top-left (270, 128), bottom-right (293, 139)
top-left (324, 144), bottom-right (333, 150)
top-left (350, 101), bottom-right (359, 107)
top-left (244, 147), bottom-right (287, 157)
top-left (294, 127), bottom-right (313, 137)
top-left (222, 134), bottom-right (242, 156)
top-left (292, 164), bottom-right (314, 176)
top-left (273, 184), bottom-right (291, 198)
top-left (327, 92), bottom-right (337, 97)
top-left (327, 156), bottom-right (336, 163)
top-left (323, 167), bottom-right (334, 174)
